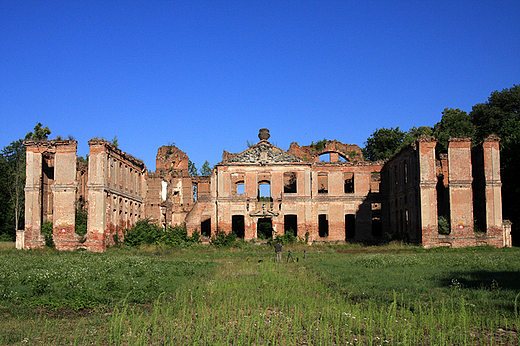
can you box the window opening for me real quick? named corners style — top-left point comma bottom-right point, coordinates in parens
top-left (236, 181), bottom-right (245, 195)
top-left (404, 160), bottom-right (408, 184)
top-left (371, 203), bottom-right (382, 237)
top-left (258, 181), bottom-right (272, 202)
top-left (318, 153), bottom-right (330, 162)
top-left (232, 215), bottom-right (245, 238)
top-left (284, 215), bottom-right (298, 236)
top-left (344, 172), bottom-right (354, 193)
top-left (284, 172), bottom-right (297, 194)
top-left (318, 173), bottom-right (328, 194)
top-left (257, 218), bottom-right (273, 239)
top-left (201, 218), bottom-right (211, 237)
top-left (371, 172), bottom-right (381, 193)
top-left (41, 154), bottom-right (55, 223)
top-left (345, 214), bottom-right (355, 240)
top-left (318, 214), bottom-right (329, 237)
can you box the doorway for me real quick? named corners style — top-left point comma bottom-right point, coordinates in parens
top-left (257, 218), bottom-right (273, 239)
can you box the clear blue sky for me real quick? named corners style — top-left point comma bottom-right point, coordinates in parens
top-left (1, 0), bottom-right (519, 171)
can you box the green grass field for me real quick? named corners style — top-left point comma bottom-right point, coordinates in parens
top-left (1, 242), bottom-right (519, 345)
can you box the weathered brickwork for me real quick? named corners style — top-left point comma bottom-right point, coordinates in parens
top-left (86, 139), bottom-right (146, 252)
top-left (382, 135), bottom-right (510, 248)
top-left (186, 129), bottom-right (384, 243)
top-left (145, 145), bottom-right (193, 228)
top-left (21, 140), bottom-right (80, 250)
top-left (20, 129), bottom-right (510, 251)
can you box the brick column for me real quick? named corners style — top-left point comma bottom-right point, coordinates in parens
top-left (23, 147), bottom-right (44, 249)
top-left (86, 140), bottom-right (108, 252)
top-left (416, 137), bottom-right (438, 247)
top-left (448, 138), bottom-right (474, 240)
top-left (482, 136), bottom-right (503, 231)
top-left (52, 142), bottom-right (79, 251)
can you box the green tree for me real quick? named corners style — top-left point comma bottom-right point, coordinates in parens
top-left (470, 85), bottom-right (520, 244)
top-left (199, 161), bottom-right (213, 176)
top-left (363, 127), bottom-right (406, 161)
top-left (24, 122), bottom-right (51, 141)
top-left (111, 136), bottom-right (119, 148)
top-left (403, 126), bottom-right (434, 146)
top-left (0, 123), bottom-right (52, 240)
top-left (188, 160), bottom-right (198, 177)
top-left (433, 108), bottom-right (476, 153)
top-left (471, 85), bottom-right (520, 142)
top-left (0, 140), bottom-right (26, 237)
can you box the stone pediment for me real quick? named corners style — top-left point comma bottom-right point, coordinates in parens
top-left (225, 141), bottom-right (301, 164)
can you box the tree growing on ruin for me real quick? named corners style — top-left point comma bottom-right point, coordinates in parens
top-left (363, 127), bottom-right (406, 161)
top-left (433, 108), bottom-right (476, 153)
top-left (24, 122), bottom-right (51, 141)
top-left (188, 160), bottom-right (198, 177)
top-left (199, 161), bottom-right (213, 176)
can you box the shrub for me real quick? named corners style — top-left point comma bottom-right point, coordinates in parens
top-left (41, 221), bottom-right (54, 247)
top-left (438, 215), bottom-right (451, 235)
top-left (0, 233), bottom-right (14, 242)
top-left (124, 220), bottom-right (199, 247)
top-left (123, 219), bottom-right (164, 246)
top-left (275, 229), bottom-right (297, 245)
top-left (75, 205), bottom-right (88, 236)
top-left (211, 229), bottom-right (236, 247)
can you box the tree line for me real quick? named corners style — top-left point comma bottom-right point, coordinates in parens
top-left (362, 85), bottom-right (519, 244)
top-left (1, 85), bottom-right (518, 243)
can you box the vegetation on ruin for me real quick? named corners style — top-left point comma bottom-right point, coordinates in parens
top-left (75, 203), bottom-right (88, 237)
top-left (363, 84), bottom-right (520, 244)
top-left (0, 123), bottom-right (51, 241)
top-left (123, 219), bottom-right (200, 247)
top-left (1, 242), bottom-right (519, 345)
top-left (41, 221), bottom-right (54, 248)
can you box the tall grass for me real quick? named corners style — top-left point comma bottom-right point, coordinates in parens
top-left (1, 244), bottom-right (519, 345)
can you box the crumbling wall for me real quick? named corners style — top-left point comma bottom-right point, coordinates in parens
top-left (287, 140), bottom-right (364, 162)
top-left (188, 132), bottom-right (384, 243)
top-left (86, 139), bottom-right (146, 252)
top-left (145, 145), bottom-right (193, 228)
top-left (383, 136), bottom-right (509, 248)
top-left (21, 140), bottom-right (80, 250)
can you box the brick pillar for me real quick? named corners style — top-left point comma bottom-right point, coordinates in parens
top-left (23, 147), bottom-right (45, 249)
top-left (52, 142), bottom-right (79, 251)
top-left (416, 137), bottom-right (438, 247)
top-left (481, 136), bottom-right (503, 231)
top-left (448, 138), bottom-right (474, 240)
top-left (86, 140), bottom-right (108, 252)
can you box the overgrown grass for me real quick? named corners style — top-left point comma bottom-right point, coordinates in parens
top-left (1, 244), bottom-right (519, 345)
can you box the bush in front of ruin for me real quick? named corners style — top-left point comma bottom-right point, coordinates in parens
top-left (123, 219), bottom-right (199, 247)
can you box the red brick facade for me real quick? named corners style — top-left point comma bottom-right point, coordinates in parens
top-left (20, 130), bottom-right (510, 251)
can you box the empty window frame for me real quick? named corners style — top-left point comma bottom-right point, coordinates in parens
top-left (371, 203), bottom-right (382, 237)
top-left (284, 172), bottom-right (297, 194)
top-left (318, 214), bottom-right (329, 237)
top-left (201, 218), bottom-right (211, 237)
top-left (232, 173), bottom-right (245, 195)
top-left (344, 172), bottom-right (354, 193)
top-left (236, 181), bottom-right (245, 194)
top-left (258, 181), bottom-right (272, 201)
top-left (370, 171), bottom-right (381, 193)
top-left (232, 215), bottom-right (245, 238)
top-left (345, 214), bottom-right (355, 240)
top-left (284, 214), bottom-right (298, 236)
top-left (318, 173), bottom-right (328, 194)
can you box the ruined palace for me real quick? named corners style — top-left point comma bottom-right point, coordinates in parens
top-left (18, 129), bottom-right (511, 251)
